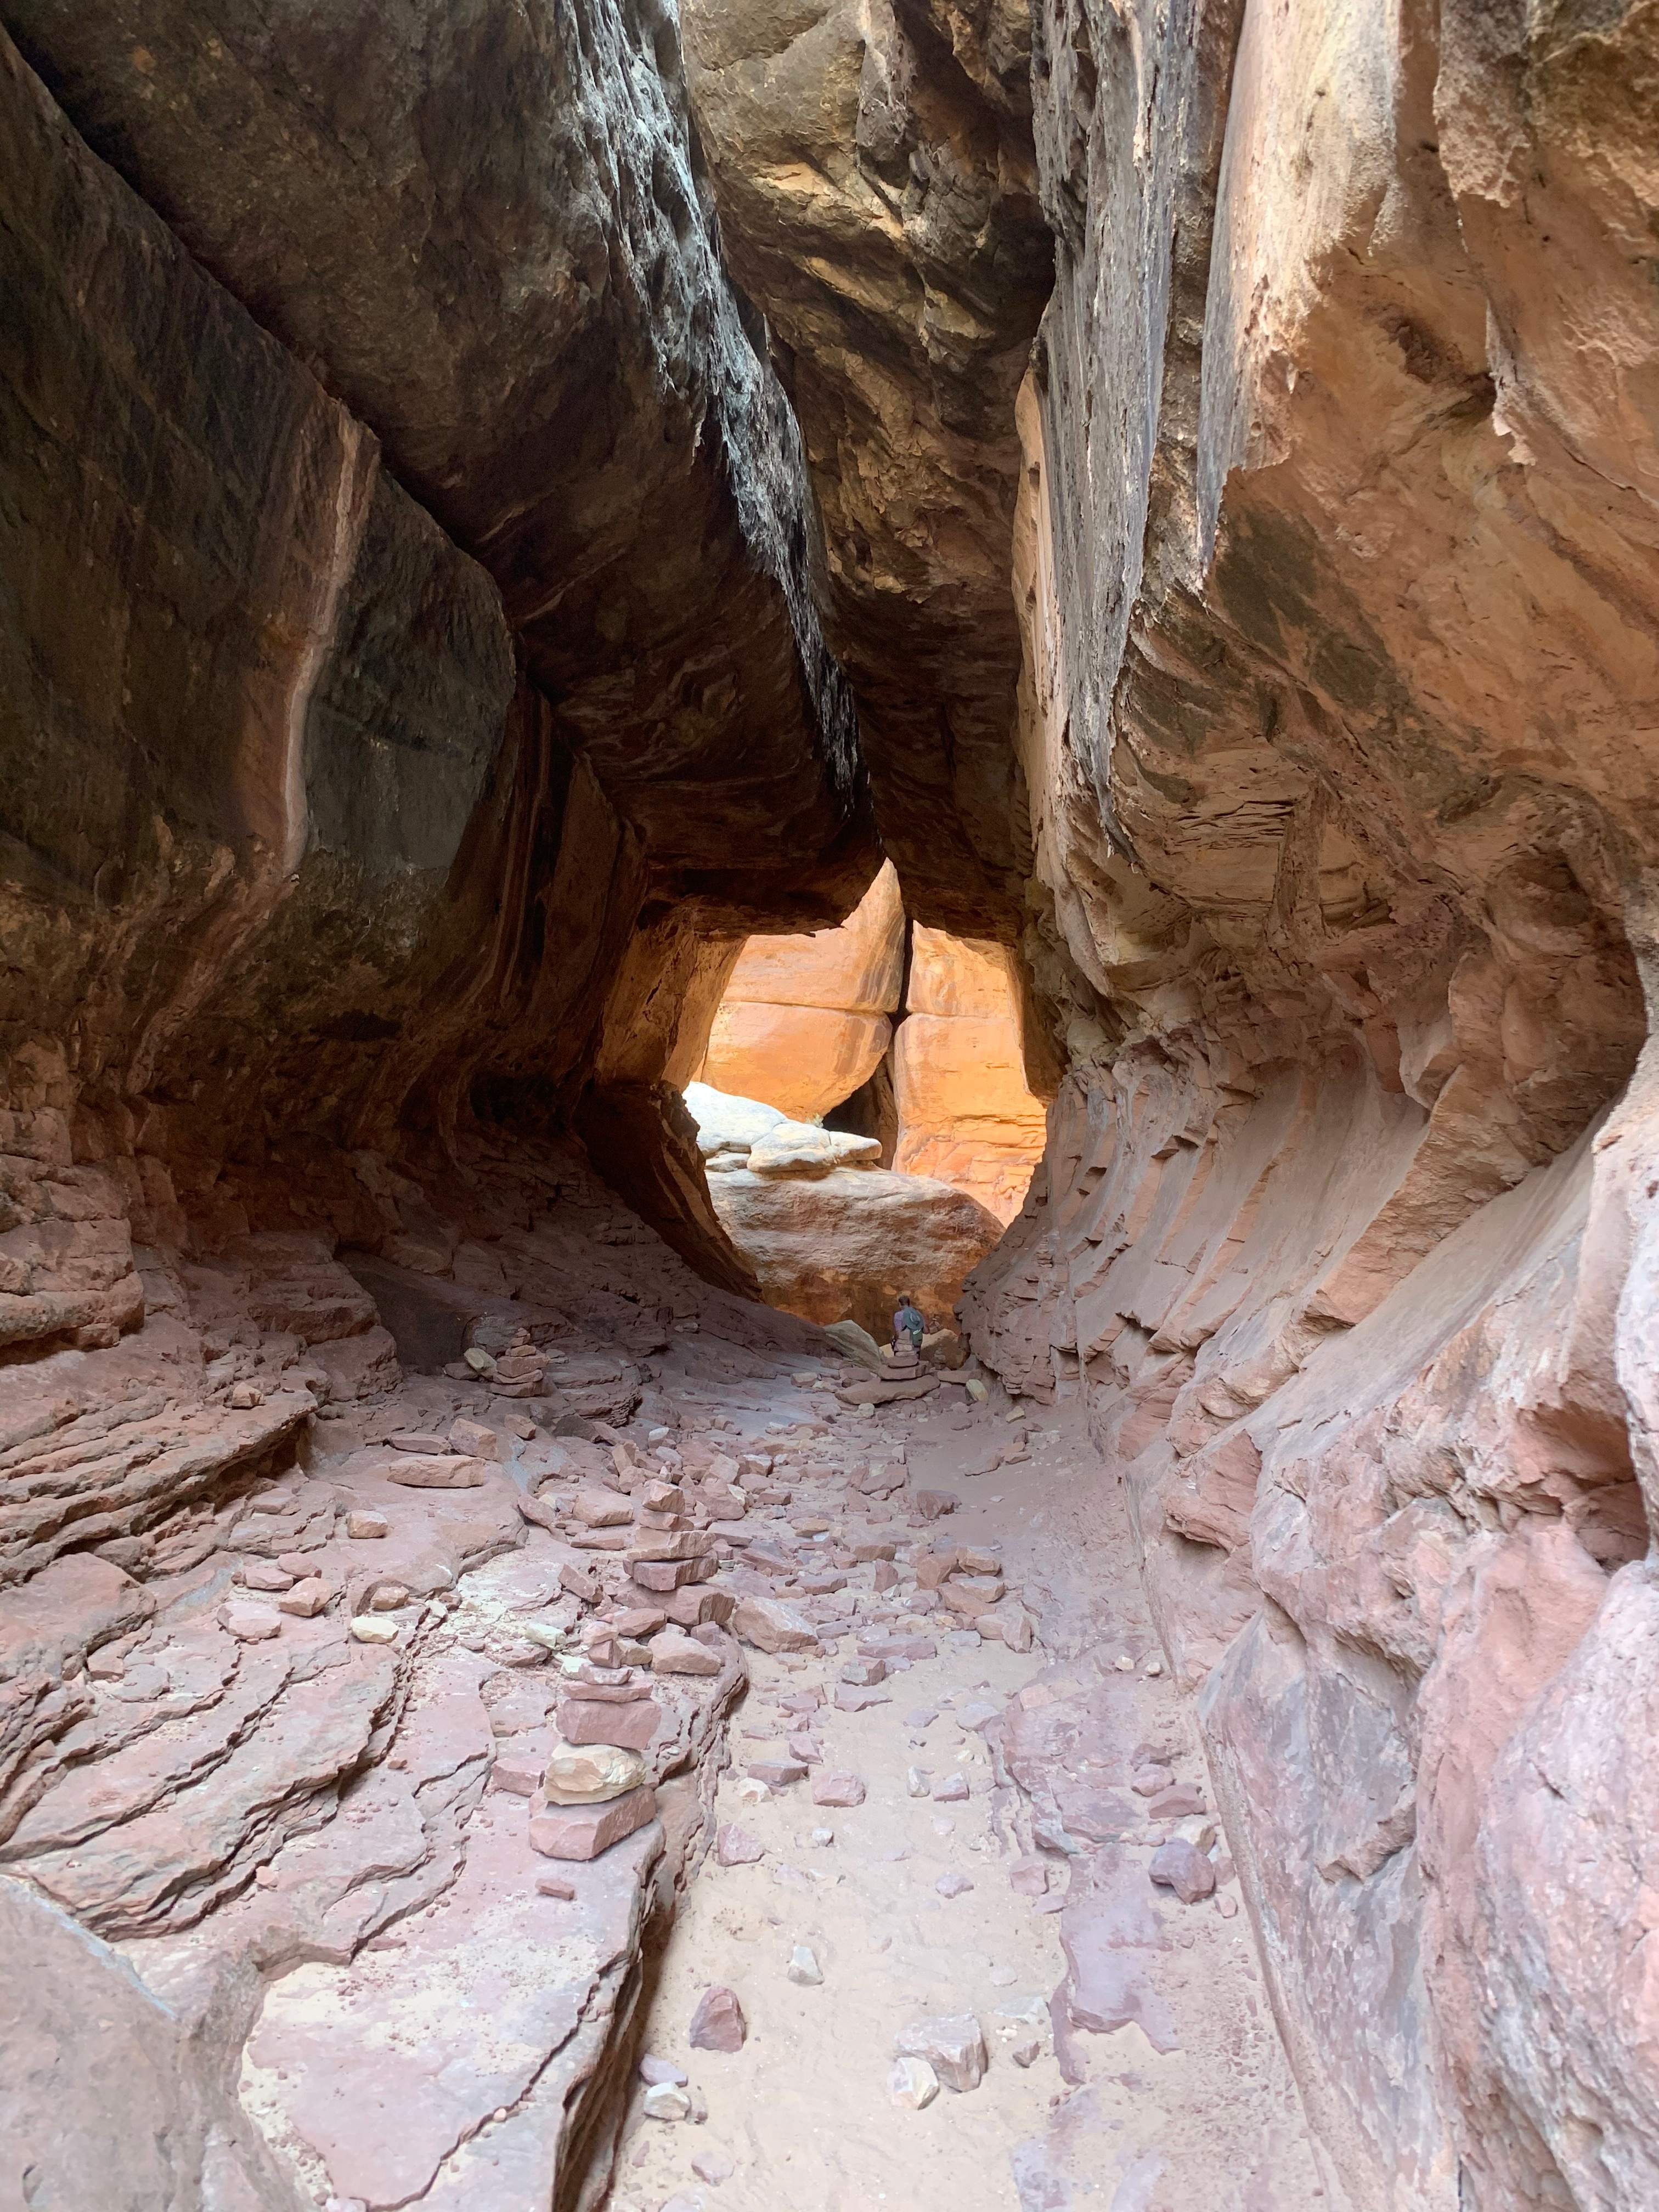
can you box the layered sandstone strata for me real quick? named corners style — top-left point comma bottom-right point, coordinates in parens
top-left (960, 0), bottom-right (1659, 2206)
top-left (699, 864), bottom-right (906, 1119)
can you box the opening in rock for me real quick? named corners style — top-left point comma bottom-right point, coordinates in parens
top-left (682, 864), bottom-right (1049, 1347)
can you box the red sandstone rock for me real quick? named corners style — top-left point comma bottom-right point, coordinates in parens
top-left (688, 1985), bottom-right (747, 2053)
top-left (383, 1454), bottom-right (486, 1489)
top-left (811, 1772), bottom-right (866, 1808)
top-left (528, 1785), bottom-right (657, 1863)
top-left (715, 1824), bottom-right (766, 1866)
top-left (1149, 1840), bottom-right (1216, 1905)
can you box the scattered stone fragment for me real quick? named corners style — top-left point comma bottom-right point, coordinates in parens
top-left (276, 1577), bottom-right (332, 1617)
top-left (915, 1491), bottom-right (958, 1520)
top-left (1131, 1764), bottom-right (1175, 1797)
top-left (810, 1827), bottom-right (834, 1847)
top-left (1149, 1837), bottom-right (1217, 1903)
top-left (907, 1767), bottom-right (930, 1798)
top-left (689, 1985), bottom-right (747, 2052)
top-left (345, 1509), bottom-right (389, 1539)
top-left (895, 2013), bottom-right (987, 2092)
top-left (731, 1595), bottom-right (819, 1653)
top-left (1148, 1784), bottom-right (1206, 1819)
top-left (957, 1696), bottom-right (1001, 1733)
top-left (747, 1758), bottom-right (808, 1789)
top-left (873, 1562), bottom-right (899, 1593)
top-left (833, 1684), bottom-right (889, 1713)
top-left (643, 2083), bottom-right (692, 2122)
top-left (536, 1870), bottom-right (577, 1899)
top-left (1145, 1658), bottom-right (1164, 1677)
top-left (787, 1944), bottom-right (823, 1985)
top-left (811, 1772), bottom-right (866, 1808)
top-left (1216, 1893), bottom-right (1239, 1920)
top-left (1009, 1857), bottom-right (1049, 1897)
top-left (366, 1581), bottom-right (410, 1612)
top-left (1012, 2038), bottom-right (1041, 2068)
top-left (651, 1630), bottom-right (722, 1677)
top-left (221, 1602), bottom-right (282, 1643)
top-left (239, 1559), bottom-right (294, 1593)
top-left (1114, 1654), bottom-right (1135, 1672)
top-left (840, 1657), bottom-right (886, 1685)
top-left (935, 1872), bottom-right (974, 1898)
top-left (933, 1773), bottom-right (969, 1802)
top-left (889, 2056), bottom-right (940, 2110)
top-left (349, 1615), bottom-right (399, 1645)
top-left (390, 1431), bottom-right (449, 1453)
top-left (715, 1824), bottom-right (765, 1866)
top-left (691, 2149), bottom-right (734, 2184)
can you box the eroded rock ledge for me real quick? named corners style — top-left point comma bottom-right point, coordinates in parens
top-left (960, 0), bottom-right (1659, 2205)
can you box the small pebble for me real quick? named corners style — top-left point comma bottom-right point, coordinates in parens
top-left (889, 2056), bottom-right (939, 2111)
top-left (642, 2083), bottom-right (691, 2122)
top-left (639, 2055), bottom-right (689, 2087)
top-left (787, 1944), bottom-right (823, 1985)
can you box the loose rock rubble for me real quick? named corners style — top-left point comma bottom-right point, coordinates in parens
top-left (604, 1380), bottom-right (1336, 2212)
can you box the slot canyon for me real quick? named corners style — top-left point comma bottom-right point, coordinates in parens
top-left (1, 1), bottom-right (1657, 2207)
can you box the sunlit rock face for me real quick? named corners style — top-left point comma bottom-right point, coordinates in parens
top-left (893, 928), bottom-right (1047, 1223)
top-left (960, 0), bottom-right (1659, 2205)
top-left (698, 864), bottom-right (906, 1119)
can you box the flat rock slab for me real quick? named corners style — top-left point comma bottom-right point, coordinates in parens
top-left (245, 1796), bottom-right (664, 2204)
top-left (530, 1786), bottom-right (658, 1862)
top-left (383, 1455), bottom-right (487, 1489)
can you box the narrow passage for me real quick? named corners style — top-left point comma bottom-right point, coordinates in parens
top-left (607, 1369), bottom-right (1337, 2212)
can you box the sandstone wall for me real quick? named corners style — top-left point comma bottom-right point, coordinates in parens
top-left (963, 0), bottom-right (1659, 2206)
top-left (893, 927), bottom-right (1048, 1222)
top-left (960, 0), bottom-right (1659, 2194)
top-left (698, 862), bottom-right (906, 1118)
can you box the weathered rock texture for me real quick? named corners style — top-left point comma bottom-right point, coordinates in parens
top-left (894, 927), bottom-right (1047, 1221)
top-left (699, 862), bottom-right (906, 1118)
top-left (682, 0), bottom-right (1052, 933)
top-left (5, 0), bottom-right (873, 922)
top-left (0, 22), bottom-right (866, 2209)
top-left (963, 1), bottom-right (1659, 2208)
top-left (685, 1082), bottom-right (1000, 1336)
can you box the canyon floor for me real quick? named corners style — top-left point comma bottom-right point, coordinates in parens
top-left (1, 1161), bottom-right (1334, 2212)
top-left (600, 1368), bottom-right (1336, 2212)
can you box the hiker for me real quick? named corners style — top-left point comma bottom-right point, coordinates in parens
top-left (891, 1295), bottom-right (926, 1358)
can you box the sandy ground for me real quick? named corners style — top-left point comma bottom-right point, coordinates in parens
top-left (604, 1376), bottom-right (1344, 2212)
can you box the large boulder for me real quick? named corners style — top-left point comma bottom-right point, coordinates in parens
top-left (707, 1163), bottom-right (1002, 1339)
